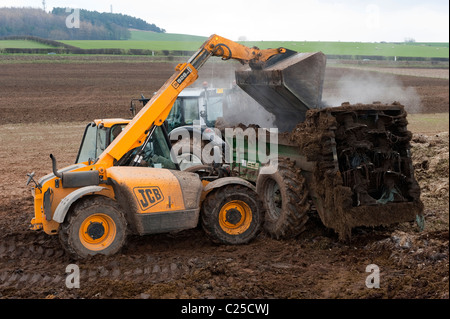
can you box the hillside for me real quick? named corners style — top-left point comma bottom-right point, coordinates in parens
top-left (0, 7), bottom-right (165, 40)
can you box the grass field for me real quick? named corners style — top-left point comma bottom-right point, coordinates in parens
top-left (1, 30), bottom-right (449, 58)
top-left (243, 41), bottom-right (450, 58)
top-left (60, 38), bottom-right (449, 58)
top-left (129, 30), bottom-right (207, 42)
top-left (60, 40), bottom-right (205, 51)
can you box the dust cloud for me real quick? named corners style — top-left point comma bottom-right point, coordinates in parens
top-left (221, 86), bottom-right (276, 128)
top-left (197, 61), bottom-right (276, 128)
top-left (322, 71), bottom-right (422, 113)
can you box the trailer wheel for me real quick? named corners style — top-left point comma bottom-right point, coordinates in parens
top-left (59, 196), bottom-right (127, 259)
top-left (201, 185), bottom-right (263, 245)
top-left (256, 159), bottom-right (310, 239)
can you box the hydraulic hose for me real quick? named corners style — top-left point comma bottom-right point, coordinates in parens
top-left (212, 43), bottom-right (232, 60)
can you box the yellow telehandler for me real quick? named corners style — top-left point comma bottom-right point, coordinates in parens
top-left (27, 35), bottom-right (314, 259)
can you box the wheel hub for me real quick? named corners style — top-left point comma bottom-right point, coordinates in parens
top-left (218, 200), bottom-right (253, 235)
top-left (225, 208), bottom-right (242, 225)
top-left (86, 221), bottom-right (105, 240)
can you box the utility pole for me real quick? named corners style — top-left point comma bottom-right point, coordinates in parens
top-left (42, 0), bottom-right (46, 11)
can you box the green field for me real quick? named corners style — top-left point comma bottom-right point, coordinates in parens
top-left (243, 41), bottom-right (449, 58)
top-left (62, 31), bottom-right (450, 58)
top-left (60, 40), bottom-right (205, 51)
top-left (1, 31), bottom-right (449, 58)
top-left (129, 30), bottom-right (207, 42)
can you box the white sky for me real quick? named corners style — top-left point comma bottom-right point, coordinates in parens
top-left (1, 0), bottom-right (448, 42)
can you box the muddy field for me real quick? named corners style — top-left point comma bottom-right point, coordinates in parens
top-left (0, 56), bottom-right (448, 300)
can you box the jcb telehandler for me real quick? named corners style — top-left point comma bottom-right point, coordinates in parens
top-left (27, 35), bottom-right (309, 259)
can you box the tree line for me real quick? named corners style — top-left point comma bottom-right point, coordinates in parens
top-left (0, 7), bottom-right (165, 40)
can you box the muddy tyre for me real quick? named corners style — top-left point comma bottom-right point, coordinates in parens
top-left (256, 159), bottom-right (310, 239)
top-left (59, 196), bottom-right (127, 259)
top-left (201, 185), bottom-right (263, 245)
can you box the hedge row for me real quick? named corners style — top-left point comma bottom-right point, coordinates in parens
top-left (0, 47), bottom-right (197, 56)
top-left (327, 54), bottom-right (448, 62)
top-left (0, 35), bottom-right (78, 49)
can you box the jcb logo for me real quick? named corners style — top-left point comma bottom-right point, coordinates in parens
top-left (172, 66), bottom-right (192, 89)
top-left (133, 186), bottom-right (164, 211)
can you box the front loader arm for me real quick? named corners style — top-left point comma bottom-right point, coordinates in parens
top-left (94, 34), bottom-right (288, 171)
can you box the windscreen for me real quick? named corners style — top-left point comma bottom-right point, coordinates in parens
top-left (76, 123), bottom-right (97, 164)
top-left (206, 96), bottom-right (223, 125)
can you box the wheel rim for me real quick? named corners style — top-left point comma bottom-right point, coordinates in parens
top-left (219, 200), bottom-right (252, 235)
top-left (265, 179), bottom-right (282, 220)
top-left (79, 213), bottom-right (117, 251)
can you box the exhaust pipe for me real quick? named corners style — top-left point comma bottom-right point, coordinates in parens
top-left (49, 154), bottom-right (62, 178)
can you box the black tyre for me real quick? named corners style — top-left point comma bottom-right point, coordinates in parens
top-left (59, 196), bottom-right (127, 259)
top-left (256, 158), bottom-right (310, 239)
top-left (201, 185), bottom-right (263, 245)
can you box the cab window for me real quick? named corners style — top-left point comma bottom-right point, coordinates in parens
top-left (167, 99), bottom-right (183, 131)
top-left (140, 126), bottom-right (177, 170)
top-left (206, 96), bottom-right (223, 124)
top-left (76, 123), bottom-right (97, 163)
top-left (110, 124), bottom-right (127, 143)
top-left (183, 98), bottom-right (199, 125)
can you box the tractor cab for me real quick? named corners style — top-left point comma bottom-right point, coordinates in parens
top-left (166, 87), bottom-right (225, 132)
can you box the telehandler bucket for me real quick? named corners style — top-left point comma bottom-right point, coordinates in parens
top-left (235, 51), bottom-right (326, 132)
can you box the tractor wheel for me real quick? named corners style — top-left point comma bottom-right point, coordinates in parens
top-left (59, 196), bottom-right (127, 259)
top-left (201, 185), bottom-right (263, 245)
top-left (256, 158), bottom-right (310, 239)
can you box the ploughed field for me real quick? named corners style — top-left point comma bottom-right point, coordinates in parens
top-left (0, 56), bottom-right (448, 299)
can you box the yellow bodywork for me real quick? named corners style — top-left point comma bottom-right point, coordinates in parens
top-left (106, 166), bottom-right (186, 214)
top-left (31, 165), bottom-right (115, 234)
top-left (94, 118), bottom-right (130, 128)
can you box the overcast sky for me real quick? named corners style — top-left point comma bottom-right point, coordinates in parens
top-left (1, 0), bottom-right (448, 42)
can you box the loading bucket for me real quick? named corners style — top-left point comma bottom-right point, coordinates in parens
top-left (235, 51), bottom-right (326, 132)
